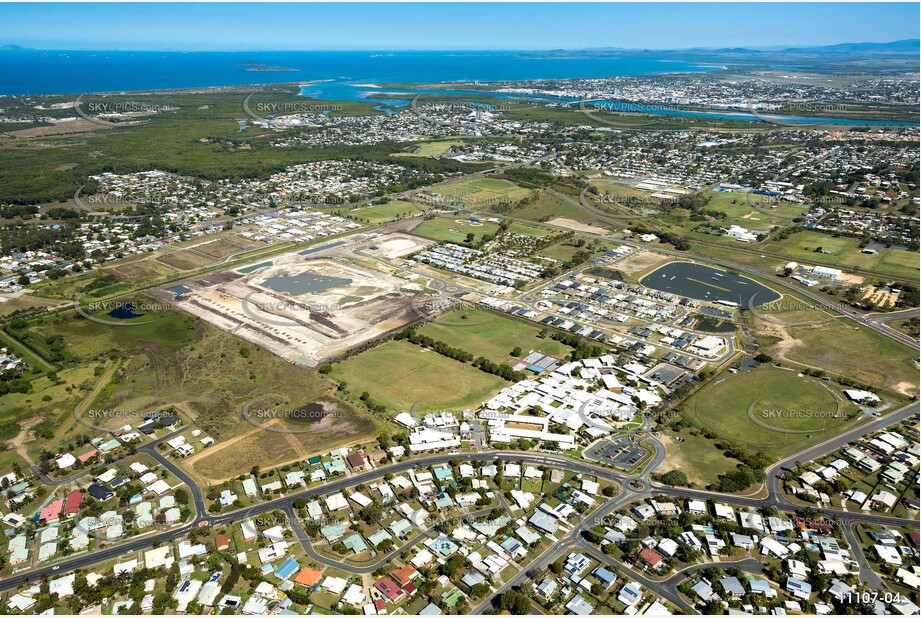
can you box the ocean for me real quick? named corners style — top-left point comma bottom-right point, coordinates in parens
top-left (0, 49), bottom-right (714, 96)
top-left (0, 49), bottom-right (913, 126)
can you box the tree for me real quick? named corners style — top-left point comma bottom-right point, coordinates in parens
top-left (358, 501), bottom-right (384, 525)
top-left (497, 590), bottom-right (531, 615)
top-left (510, 347), bottom-right (523, 357)
top-left (656, 470), bottom-right (690, 487)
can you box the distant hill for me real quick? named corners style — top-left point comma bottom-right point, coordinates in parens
top-left (527, 39), bottom-right (919, 58)
top-left (782, 39), bottom-right (919, 54)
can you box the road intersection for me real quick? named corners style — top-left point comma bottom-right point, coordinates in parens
top-left (5, 401), bottom-right (917, 615)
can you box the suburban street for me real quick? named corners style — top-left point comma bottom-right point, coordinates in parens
top-left (4, 400), bottom-right (917, 607)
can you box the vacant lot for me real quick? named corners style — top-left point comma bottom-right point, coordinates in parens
top-left (188, 405), bottom-right (378, 482)
top-left (157, 249), bottom-right (215, 271)
top-left (194, 238), bottom-right (245, 259)
top-left (657, 428), bottom-right (741, 488)
top-left (395, 139), bottom-right (465, 158)
top-left (0, 292), bottom-right (64, 318)
top-left (330, 340), bottom-right (507, 413)
top-left (515, 190), bottom-right (603, 226)
top-left (10, 296), bottom-right (380, 470)
top-left (706, 190), bottom-right (806, 224)
top-left (110, 258), bottom-right (180, 285)
top-left (757, 318), bottom-right (919, 398)
top-left (419, 309), bottom-right (571, 364)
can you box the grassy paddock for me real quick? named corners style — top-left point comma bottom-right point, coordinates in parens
top-left (768, 230), bottom-right (919, 280)
top-left (418, 309), bottom-right (570, 364)
top-left (346, 200), bottom-right (421, 223)
top-left (329, 339), bottom-right (507, 413)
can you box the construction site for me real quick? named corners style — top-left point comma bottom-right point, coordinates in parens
top-left (153, 231), bottom-right (434, 366)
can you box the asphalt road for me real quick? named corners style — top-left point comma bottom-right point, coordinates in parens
top-left (34, 426), bottom-right (190, 487)
top-left (6, 401), bottom-right (918, 594)
top-left (0, 451), bottom-right (630, 592)
top-left (284, 503), bottom-right (494, 574)
top-left (469, 492), bottom-right (634, 614)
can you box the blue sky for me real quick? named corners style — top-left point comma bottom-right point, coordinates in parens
top-left (2, 3), bottom-right (918, 51)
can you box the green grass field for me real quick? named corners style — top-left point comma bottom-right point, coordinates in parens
top-left (765, 319), bottom-right (920, 397)
top-left (395, 139), bottom-right (466, 158)
top-left (507, 221), bottom-right (553, 237)
top-left (435, 177), bottom-right (534, 206)
top-left (756, 292), bottom-right (842, 324)
top-left (347, 200), bottom-right (421, 223)
top-left (703, 191), bottom-right (800, 228)
top-left (688, 365), bottom-right (856, 455)
top-left (658, 427), bottom-right (742, 487)
top-left (329, 340), bottom-right (507, 413)
top-left (514, 190), bottom-right (604, 225)
top-left (890, 317), bottom-right (920, 339)
top-left (418, 309), bottom-right (571, 364)
top-left (537, 243), bottom-right (585, 262)
top-left (411, 217), bottom-right (501, 243)
top-left (688, 242), bottom-right (787, 270)
top-left (769, 231), bottom-right (919, 280)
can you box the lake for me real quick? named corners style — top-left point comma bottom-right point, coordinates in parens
top-left (641, 262), bottom-right (780, 306)
top-left (262, 271), bottom-right (352, 296)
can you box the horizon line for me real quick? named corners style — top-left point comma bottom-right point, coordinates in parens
top-left (3, 38), bottom-right (919, 54)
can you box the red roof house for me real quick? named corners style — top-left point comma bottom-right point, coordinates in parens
top-left (389, 564), bottom-right (419, 588)
top-left (39, 498), bottom-right (64, 523)
top-left (63, 489), bottom-right (83, 518)
top-left (77, 449), bottom-right (98, 463)
top-left (374, 578), bottom-right (405, 603)
top-left (639, 548), bottom-right (663, 569)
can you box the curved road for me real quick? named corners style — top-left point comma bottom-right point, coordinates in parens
top-left (4, 404), bottom-right (917, 600)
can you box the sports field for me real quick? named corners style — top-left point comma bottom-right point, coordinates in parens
top-left (329, 340), bottom-right (507, 412)
top-left (688, 365), bottom-right (855, 455)
top-left (418, 309), bottom-right (570, 364)
top-left (411, 217), bottom-right (501, 243)
top-left (348, 200), bottom-right (421, 223)
top-left (436, 177), bottom-right (534, 206)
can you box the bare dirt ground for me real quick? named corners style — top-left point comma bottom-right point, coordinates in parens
top-left (4, 118), bottom-right (112, 138)
top-left (185, 420), bottom-right (373, 483)
top-left (9, 417), bottom-right (42, 467)
top-left (617, 250), bottom-right (672, 276)
top-left (838, 272), bottom-right (865, 285)
top-left (546, 217), bottom-right (609, 235)
top-left (165, 233), bottom-right (426, 367)
top-left (861, 285), bottom-right (899, 309)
